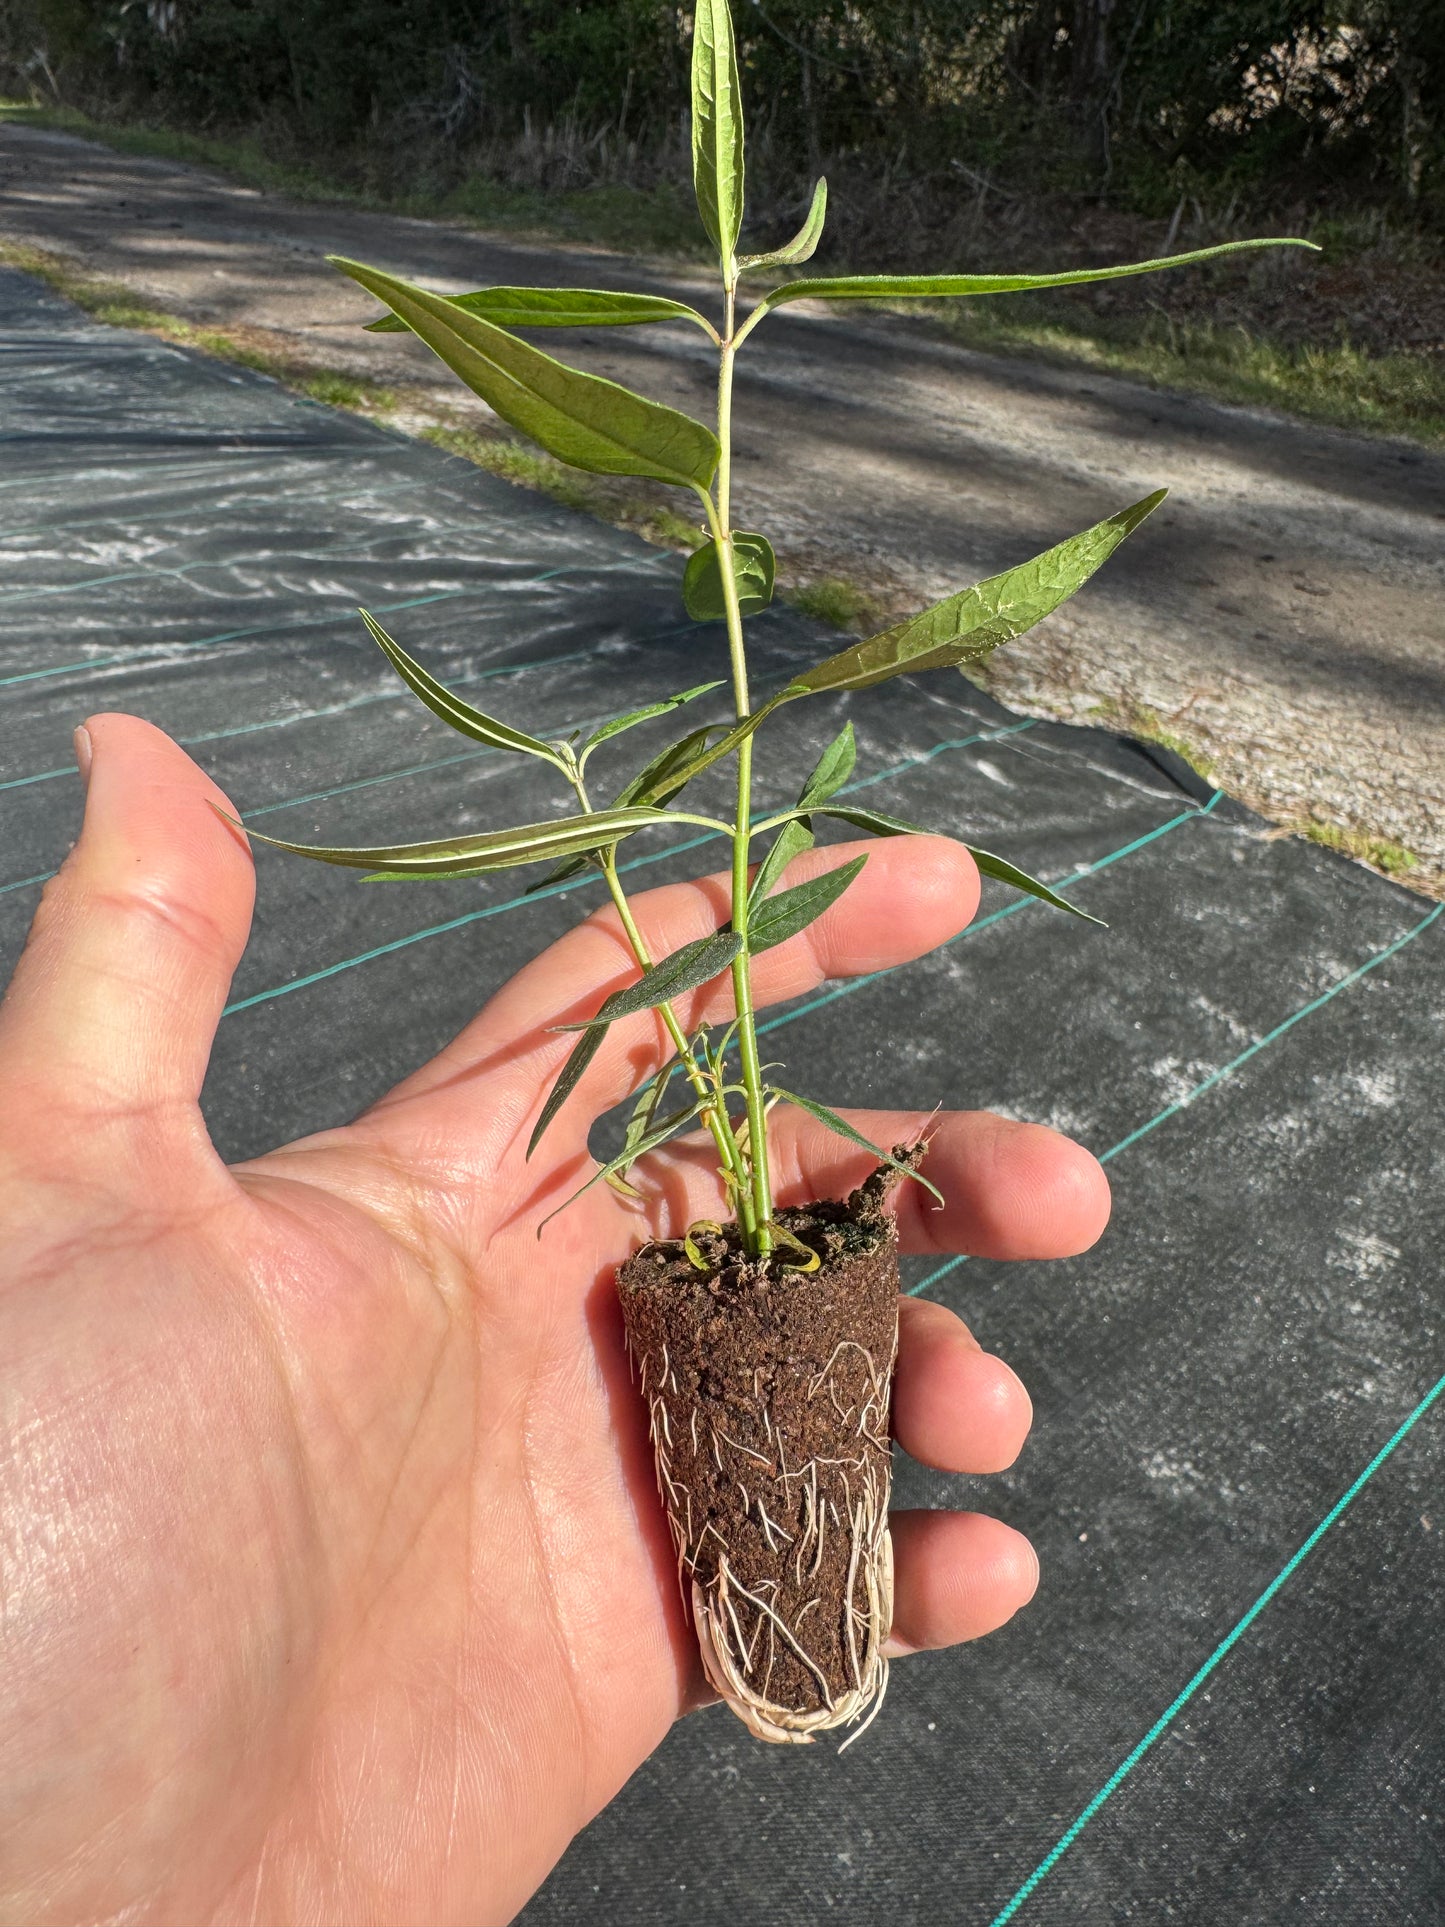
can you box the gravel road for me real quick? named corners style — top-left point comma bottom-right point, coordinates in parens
top-left (4, 121), bottom-right (1442, 893)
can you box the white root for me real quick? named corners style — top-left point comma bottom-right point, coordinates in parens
top-left (635, 1284), bottom-right (900, 1749)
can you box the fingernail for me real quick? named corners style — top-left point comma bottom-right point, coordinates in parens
top-left (1023, 1540), bottom-right (1041, 1603)
top-left (73, 724), bottom-right (93, 790)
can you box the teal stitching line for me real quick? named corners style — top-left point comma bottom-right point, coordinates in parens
top-left (0, 869), bottom-right (55, 899)
top-left (0, 639), bottom-right (604, 796)
top-left (908, 895), bottom-right (1442, 1300)
top-left (217, 720), bottom-right (1036, 1015)
top-left (986, 1368), bottom-right (1445, 1927)
top-left (760, 790), bottom-right (1222, 1043)
top-left (0, 548), bottom-right (678, 690)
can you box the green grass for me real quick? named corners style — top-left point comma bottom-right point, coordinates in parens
top-left (0, 100), bottom-right (707, 259)
top-left (925, 297), bottom-right (1444, 446)
top-left (1301, 820), bottom-right (1419, 876)
top-left (786, 576), bottom-right (886, 633)
top-left (1087, 698), bottom-right (1219, 782)
top-left (6, 98), bottom-right (1438, 443)
top-left (0, 236), bottom-right (399, 411)
top-left (418, 425), bottom-right (703, 551)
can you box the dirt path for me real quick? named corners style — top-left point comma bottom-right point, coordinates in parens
top-left (4, 121), bottom-right (1443, 894)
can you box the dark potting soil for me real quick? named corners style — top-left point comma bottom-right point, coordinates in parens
top-left (618, 1166), bottom-right (906, 1722)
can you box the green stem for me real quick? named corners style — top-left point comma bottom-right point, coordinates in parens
top-left (569, 772), bottom-right (754, 1235)
top-left (708, 286), bottom-right (774, 1256)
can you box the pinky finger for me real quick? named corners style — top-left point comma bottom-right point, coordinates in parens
top-left (885, 1510), bottom-right (1039, 1655)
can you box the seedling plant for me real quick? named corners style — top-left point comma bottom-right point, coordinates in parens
top-left (245, 0), bottom-right (1311, 1745)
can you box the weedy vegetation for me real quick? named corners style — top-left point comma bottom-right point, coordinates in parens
top-left (236, 0), bottom-right (1312, 1744)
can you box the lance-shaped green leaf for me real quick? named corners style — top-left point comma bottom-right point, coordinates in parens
top-left (967, 845), bottom-right (1106, 926)
top-left (358, 609), bottom-right (565, 768)
top-left (768, 1090), bottom-right (945, 1205)
top-left (784, 491), bottom-right (1167, 697)
top-left (738, 178), bottom-right (828, 274)
top-left (367, 286), bottom-right (714, 337)
top-left (747, 855), bottom-right (867, 954)
top-left (746, 725), bottom-right (854, 911)
top-left (692, 0), bottom-right (745, 268)
top-left (231, 804), bottom-right (707, 878)
top-left (747, 818), bottom-right (812, 913)
top-left (528, 1023), bottom-right (608, 1157)
top-left (797, 722), bottom-right (856, 807)
top-left (539, 1098), bottom-right (711, 1231)
top-left (682, 531), bottom-right (776, 620)
top-left (818, 802), bottom-right (925, 838)
top-left (577, 682), bottom-right (724, 763)
top-left (331, 256), bottom-right (720, 490)
top-left (553, 929), bottom-right (743, 1031)
top-left (631, 697), bottom-right (791, 806)
top-left (745, 238), bottom-right (1320, 325)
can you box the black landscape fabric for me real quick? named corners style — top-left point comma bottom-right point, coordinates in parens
top-left (2, 266), bottom-right (1441, 1925)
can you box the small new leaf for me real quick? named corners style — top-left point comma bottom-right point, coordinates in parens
top-left (554, 929), bottom-right (743, 1031)
top-left (967, 845), bottom-right (1106, 925)
top-left (784, 491), bottom-right (1167, 697)
top-left (747, 855), bottom-right (867, 954)
top-left (769, 1090), bottom-right (945, 1205)
top-left (332, 256), bottom-right (720, 490)
top-left (691, 0), bottom-right (746, 270)
top-left (359, 610), bottom-right (564, 767)
top-left (366, 286), bottom-right (713, 337)
top-left (578, 682), bottom-right (724, 762)
top-left (682, 532), bottom-right (776, 621)
top-left (738, 179), bottom-right (828, 274)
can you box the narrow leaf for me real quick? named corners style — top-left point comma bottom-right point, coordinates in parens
top-left (738, 178), bottom-right (828, 273)
top-left (528, 1023), bottom-right (608, 1157)
top-left (539, 1098), bottom-right (710, 1231)
top-left (748, 855), bottom-right (867, 954)
top-left (769, 1089), bottom-right (945, 1205)
top-left (554, 930), bottom-right (743, 1031)
top-left (682, 531), bottom-right (776, 621)
top-left (691, 0), bottom-right (745, 265)
top-left (618, 1059), bottom-right (684, 1175)
top-left (358, 609), bottom-right (563, 766)
top-left (332, 256), bottom-right (720, 490)
top-left (818, 803), bottom-right (925, 837)
top-left (797, 722), bottom-right (856, 809)
top-left (784, 491), bottom-right (1166, 697)
top-left (616, 721), bottom-right (732, 809)
top-left (579, 682), bottom-right (724, 758)
top-left (967, 845), bottom-right (1106, 926)
top-left (233, 804), bottom-right (686, 877)
top-left (367, 286), bottom-right (712, 336)
top-left (745, 727), bottom-right (853, 912)
top-left (751, 238), bottom-right (1320, 322)
top-left (747, 817), bottom-right (813, 913)
top-left (631, 697), bottom-right (786, 804)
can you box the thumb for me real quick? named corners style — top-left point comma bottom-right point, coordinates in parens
top-left (0, 714), bottom-right (255, 1130)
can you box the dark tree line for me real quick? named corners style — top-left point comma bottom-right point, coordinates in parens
top-left (5, 2), bottom-right (1442, 221)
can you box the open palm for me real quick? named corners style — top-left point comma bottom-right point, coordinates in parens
top-left (0, 715), bottom-right (1108, 1925)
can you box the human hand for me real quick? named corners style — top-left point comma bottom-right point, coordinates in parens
top-left (0, 714), bottom-right (1109, 1925)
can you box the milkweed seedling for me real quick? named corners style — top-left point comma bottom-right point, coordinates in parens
top-left (244, 0), bottom-right (1314, 1745)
